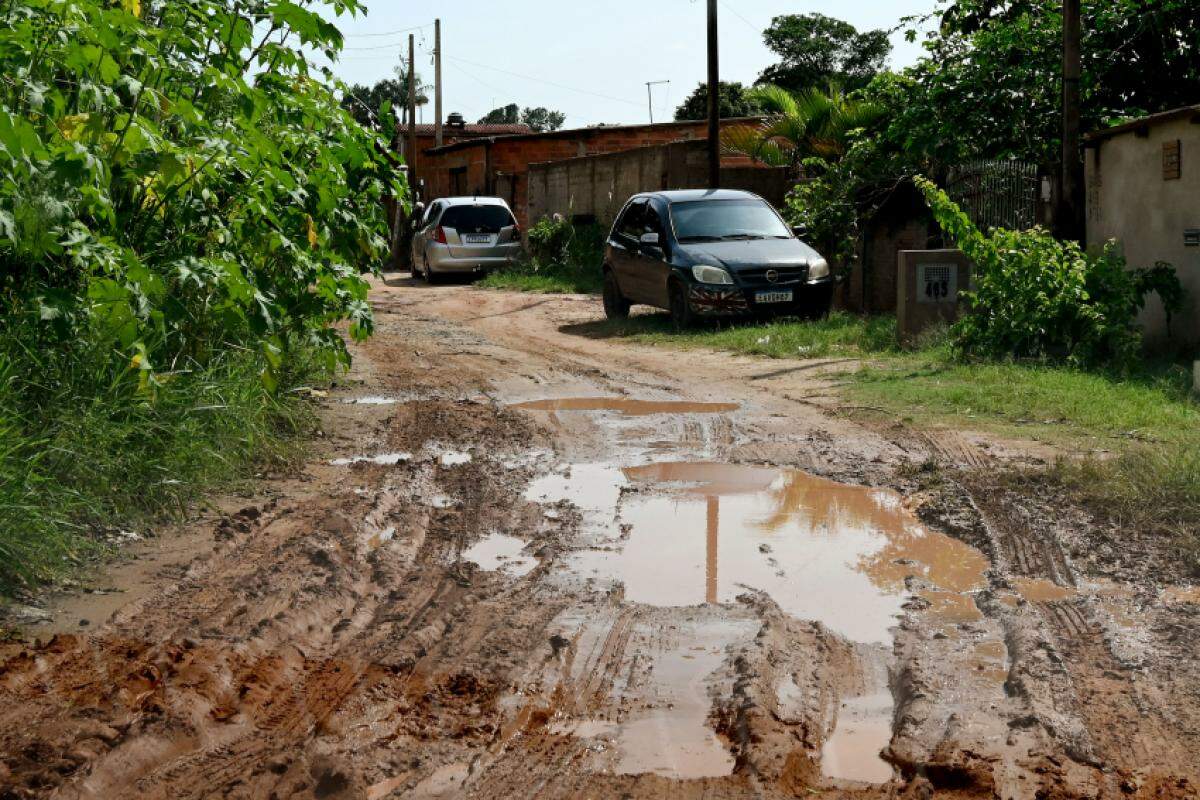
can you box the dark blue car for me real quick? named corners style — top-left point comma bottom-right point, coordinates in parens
top-left (602, 189), bottom-right (835, 327)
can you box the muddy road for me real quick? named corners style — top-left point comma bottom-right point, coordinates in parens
top-left (2, 276), bottom-right (1198, 800)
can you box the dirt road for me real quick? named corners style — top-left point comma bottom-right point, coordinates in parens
top-left (2, 276), bottom-right (1198, 800)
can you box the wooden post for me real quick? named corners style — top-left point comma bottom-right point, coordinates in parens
top-left (407, 34), bottom-right (418, 199)
top-left (1059, 0), bottom-right (1083, 242)
top-left (434, 20), bottom-right (443, 148)
top-left (706, 0), bottom-right (720, 190)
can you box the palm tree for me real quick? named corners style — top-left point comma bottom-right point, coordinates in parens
top-left (721, 83), bottom-right (884, 171)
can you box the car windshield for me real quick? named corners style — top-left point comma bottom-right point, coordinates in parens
top-left (670, 199), bottom-right (792, 242)
top-left (440, 205), bottom-right (515, 234)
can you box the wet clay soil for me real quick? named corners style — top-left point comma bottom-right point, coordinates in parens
top-left (2, 277), bottom-right (1198, 800)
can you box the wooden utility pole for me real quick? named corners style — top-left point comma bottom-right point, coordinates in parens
top-left (1059, 0), bottom-right (1083, 242)
top-left (434, 19), bottom-right (444, 148)
top-left (706, 0), bottom-right (720, 189)
top-left (407, 33), bottom-right (417, 197)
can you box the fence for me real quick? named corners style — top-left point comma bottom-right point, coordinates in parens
top-left (946, 159), bottom-right (1041, 231)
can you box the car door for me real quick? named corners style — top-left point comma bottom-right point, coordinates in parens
top-left (639, 199), bottom-right (673, 308)
top-left (610, 200), bottom-right (648, 302)
top-left (413, 202), bottom-right (441, 268)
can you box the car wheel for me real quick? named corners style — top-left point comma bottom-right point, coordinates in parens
top-left (669, 282), bottom-right (695, 330)
top-left (602, 270), bottom-right (631, 320)
top-left (423, 258), bottom-right (439, 285)
top-left (799, 284), bottom-right (834, 320)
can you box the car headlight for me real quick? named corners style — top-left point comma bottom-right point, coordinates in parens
top-left (808, 257), bottom-right (830, 280)
top-left (692, 264), bottom-right (734, 285)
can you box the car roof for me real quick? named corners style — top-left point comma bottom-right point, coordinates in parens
top-left (633, 189), bottom-right (764, 204)
top-left (436, 196), bottom-right (511, 207)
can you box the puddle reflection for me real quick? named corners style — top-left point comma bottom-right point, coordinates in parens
top-left (511, 397), bottom-right (739, 417)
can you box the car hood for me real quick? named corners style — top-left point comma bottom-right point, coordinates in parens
top-left (680, 238), bottom-right (823, 270)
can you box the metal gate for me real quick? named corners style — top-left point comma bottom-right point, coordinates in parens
top-left (946, 160), bottom-right (1040, 232)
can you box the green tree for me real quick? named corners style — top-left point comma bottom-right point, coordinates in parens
top-left (758, 14), bottom-right (891, 93)
top-left (343, 63), bottom-right (428, 128)
top-left (521, 107), bottom-right (567, 132)
top-left (674, 82), bottom-right (764, 121)
top-left (722, 84), bottom-right (886, 169)
top-left (901, 0), bottom-right (1200, 166)
top-left (479, 103), bottom-right (520, 125)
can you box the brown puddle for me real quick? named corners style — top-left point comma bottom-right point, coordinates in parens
top-left (544, 462), bottom-right (989, 644)
top-left (530, 460), bottom-right (996, 785)
top-left (510, 397), bottom-right (739, 416)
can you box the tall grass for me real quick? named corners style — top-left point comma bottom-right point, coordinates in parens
top-left (0, 324), bottom-right (322, 595)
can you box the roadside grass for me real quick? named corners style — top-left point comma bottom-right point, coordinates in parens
top-left (0, 343), bottom-right (324, 597)
top-left (580, 311), bottom-right (1200, 567)
top-left (478, 261), bottom-right (603, 295)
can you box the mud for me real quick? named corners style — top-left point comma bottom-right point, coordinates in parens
top-left (2, 277), bottom-right (1197, 800)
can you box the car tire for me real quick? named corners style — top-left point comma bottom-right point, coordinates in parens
top-left (602, 270), bottom-right (631, 320)
top-left (799, 284), bottom-right (834, 320)
top-left (423, 259), bottom-right (439, 285)
top-left (669, 282), bottom-right (695, 330)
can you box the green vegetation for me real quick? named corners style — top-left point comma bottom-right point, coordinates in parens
top-left (917, 178), bottom-right (1183, 368)
top-left (480, 218), bottom-right (604, 294)
top-left (0, 0), bottom-right (403, 595)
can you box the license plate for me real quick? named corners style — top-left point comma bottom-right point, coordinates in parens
top-left (755, 290), bottom-right (793, 304)
top-left (463, 234), bottom-right (491, 245)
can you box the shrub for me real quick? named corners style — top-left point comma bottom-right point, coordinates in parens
top-left (915, 177), bottom-right (1183, 368)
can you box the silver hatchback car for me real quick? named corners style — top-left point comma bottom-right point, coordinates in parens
top-left (411, 197), bottom-right (523, 282)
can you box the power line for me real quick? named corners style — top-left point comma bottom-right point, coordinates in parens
top-left (718, 0), bottom-right (759, 33)
top-left (443, 54), bottom-right (643, 108)
top-left (343, 23), bottom-right (431, 39)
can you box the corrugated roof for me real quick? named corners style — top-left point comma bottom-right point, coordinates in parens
top-left (1084, 105), bottom-right (1200, 144)
top-left (411, 123), bottom-right (533, 136)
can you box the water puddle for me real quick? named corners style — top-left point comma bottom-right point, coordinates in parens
top-left (342, 395), bottom-right (400, 405)
top-left (548, 462), bottom-right (988, 644)
top-left (531, 459), bottom-right (995, 784)
top-left (1012, 577), bottom-right (1079, 603)
top-left (330, 452), bottom-right (413, 466)
top-left (821, 692), bottom-right (895, 784)
top-left (463, 533), bottom-right (538, 577)
top-left (511, 397), bottom-right (739, 417)
top-left (439, 451), bottom-right (473, 467)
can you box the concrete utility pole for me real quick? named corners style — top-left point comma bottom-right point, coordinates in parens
top-left (646, 80), bottom-right (669, 125)
top-left (434, 19), bottom-right (444, 148)
top-left (1059, 0), bottom-right (1083, 242)
top-left (706, 0), bottom-right (720, 189)
top-left (407, 33), bottom-right (417, 198)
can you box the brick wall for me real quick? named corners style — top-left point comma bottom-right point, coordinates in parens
top-left (527, 139), bottom-right (793, 230)
top-left (416, 118), bottom-right (769, 227)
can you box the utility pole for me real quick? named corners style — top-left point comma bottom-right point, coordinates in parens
top-left (407, 33), bottom-right (417, 199)
top-left (1059, 0), bottom-right (1083, 242)
top-left (706, 0), bottom-right (720, 189)
top-left (434, 19), bottom-right (444, 148)
top-left (645, 80), bottom-right (669, 125)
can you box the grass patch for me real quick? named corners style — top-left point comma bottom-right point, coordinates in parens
top-left (479, 264), bottom-right (602, 295)
top-left (0, 342), bottom-right (324, 597)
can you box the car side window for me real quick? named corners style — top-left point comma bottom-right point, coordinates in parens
top-left (617, 201), bottom-right (646, 241)
top-left (425, 203), bottom-right (442, 227)
top-left (645, 202), bottom-right (667, 238)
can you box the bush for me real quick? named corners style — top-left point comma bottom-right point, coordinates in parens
top-left (481, 217), bottom-right (605, 294)
top-left (915, 177), bottom-right (1183, 368)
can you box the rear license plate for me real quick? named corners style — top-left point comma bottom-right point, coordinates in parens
top-left (463, 234), bottom-right (491, 245)
top-left (755, 290), bottom-right (794, 304)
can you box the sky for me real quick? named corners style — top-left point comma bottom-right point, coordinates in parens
top-left (316, 0), bottom-right (935, 129)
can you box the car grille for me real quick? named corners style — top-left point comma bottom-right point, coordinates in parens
top-left (737, 266), bottom-right (809, 289)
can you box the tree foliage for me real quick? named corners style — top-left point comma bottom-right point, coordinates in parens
top-left (759, 14), bottom-right (891, 93)
top-left (0, 0), bottom-right (405, 396)
top-left (674, 82), bottom-right (764, 121)
top-left (902, 0), bottom-right (1200, 165)
top-left (343, 64), bottom-right (428, 128)
top-left (478, 104), bottom-right (566, 132)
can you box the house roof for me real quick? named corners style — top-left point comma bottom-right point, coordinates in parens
top-left (1084, 105), bottom-right (1200, 144)
top-left (423, 116), bottom-right (770, 155)
top-left (411, 123), bottom-right (532, 137)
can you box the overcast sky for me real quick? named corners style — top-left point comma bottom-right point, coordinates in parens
top-left (316, 0), bottom-right (934, 128)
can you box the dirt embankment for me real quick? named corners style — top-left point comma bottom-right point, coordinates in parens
top-left (1, 278), bottom-right (1197, 800)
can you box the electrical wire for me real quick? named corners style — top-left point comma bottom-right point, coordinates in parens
top-left (443, 54), bottom-right (643, 108)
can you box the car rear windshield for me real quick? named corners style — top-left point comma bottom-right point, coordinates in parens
top-left (670, 199), bottom-right (791, 242)
top-left (439, 205), bottom-right (515, 234)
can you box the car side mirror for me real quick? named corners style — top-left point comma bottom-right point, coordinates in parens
top-left (639, 232), bottom-right (660, 248)
top-left (791, 224), bottom-right (808, 238)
